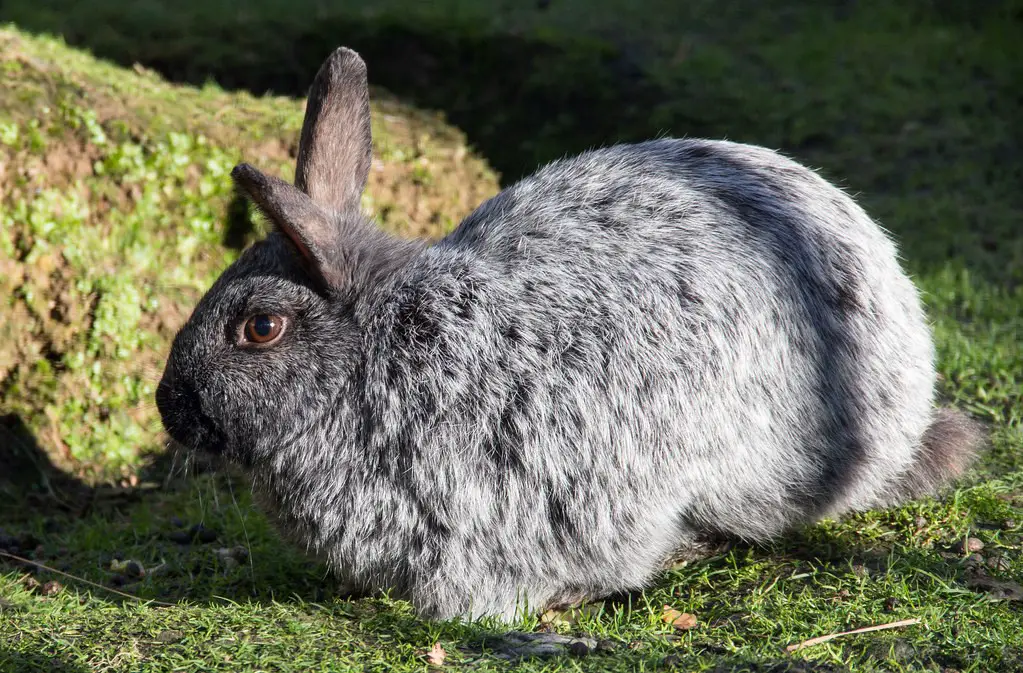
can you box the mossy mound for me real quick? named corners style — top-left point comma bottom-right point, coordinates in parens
top-left (0, 26), bottom-right (500, 484)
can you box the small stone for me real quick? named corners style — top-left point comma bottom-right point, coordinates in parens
top-left (189, 524), bottom-right (218, 544)
top-left (21, 576), bottom-right (40, 592)
top-left (167, 531), bottom-right (193, 545)
top-left (125, 560), bottom-right (145, 578)
top-left (884, 596), bottom-right (899, 612)
top-left (40, 581), bottom-right (62, 596)
top-left (231, 545), bottom-right (249, 561)
top-left (890, 639), bottom-right (915, 661)
top-left (953, 537), bottom-right (985, 554)
top-left (662, 653), bottom-right (682, 667)
top-left (986, 556), bottom-right (1011, 572)
top-left (966, 553), bottom-right (985, 565)
top-left (914, 516), bottom-right (928, 529)
top-left (156, 629), bottom-right (184, 644)
top-left (567, 640), bottom-right (592, 656)
top-left (595, 639), bottom-right (618, 653)
top-left (837, 589), bottom-right (851, 599)
top-left (1002, 519), bottom-right (1017, 531)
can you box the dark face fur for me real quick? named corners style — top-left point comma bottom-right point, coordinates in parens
top-left (155, 234), bottom-right (357, 464)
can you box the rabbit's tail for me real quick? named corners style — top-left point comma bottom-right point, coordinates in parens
top-left (891, 408), bottom-right (983, 501)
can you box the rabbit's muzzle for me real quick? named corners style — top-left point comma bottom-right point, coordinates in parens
top-left (155, 366), bottom-right (227, 455)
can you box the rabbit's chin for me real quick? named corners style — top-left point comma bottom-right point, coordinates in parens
top-left (161, 417), bottom-right (229, 462)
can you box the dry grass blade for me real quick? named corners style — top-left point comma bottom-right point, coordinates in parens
top-left (785, 618), bottom-right (922, 653)
top-left (0, 550), bottom-right (175, 607)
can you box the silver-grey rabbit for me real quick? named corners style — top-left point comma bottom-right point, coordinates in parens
top-left (156, 46), bottom-right (981, 622)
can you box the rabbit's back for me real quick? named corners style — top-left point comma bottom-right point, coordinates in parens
top-left (362, 138), bottom-right (934, 615)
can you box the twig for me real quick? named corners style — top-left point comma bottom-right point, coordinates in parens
top-left (785, 618), bottom-right (922, 653)
top-left (0, 550), bottom-right (175, 607)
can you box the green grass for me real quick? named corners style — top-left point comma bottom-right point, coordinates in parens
top-left (0, 0), bottom-right (1021, 671)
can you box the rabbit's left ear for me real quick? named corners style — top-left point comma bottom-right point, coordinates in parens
top-left (294, 47), bottom-right (372, 213)
top-left (230, 47), bottom-right (375, 292)
top-left (230, 163), bottom-right (343, 290)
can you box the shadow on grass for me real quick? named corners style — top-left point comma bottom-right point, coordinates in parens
top-left (0, 649), bottom-right (90, 673)
top-left (2, 412), bottom-right (988, 671)
top-left (4, 411), bottom-right (1006, 671)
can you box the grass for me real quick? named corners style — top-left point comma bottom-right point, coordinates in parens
top-left (0, 0), bottom-right (1021, 670)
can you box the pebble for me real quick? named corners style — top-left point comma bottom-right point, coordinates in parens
top-left (986, 556), bottom-right (1011, 572)
top-left (567, 640), bottom-right (592, 656)
top-left (167, 531), bottom-right (193, 545)
top-left (167, 523), bottom-right (218, 545)
top-left (884, 596), bottom-right (900, 612)
top-left (125, 560), bottom-right (146, 579)
top-left (953, 537), bottom-right (984, 554)
top-left (214, 546), bottom-right (249, 570)
top-left (156, 629), bottom-right (185, 644)
top-left (914, 516), bottom-right (928, 529)
top-left (40, 581), bottom-right (62, 597)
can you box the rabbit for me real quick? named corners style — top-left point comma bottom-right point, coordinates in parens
top-left (156, 46), bottom-right (982, 623)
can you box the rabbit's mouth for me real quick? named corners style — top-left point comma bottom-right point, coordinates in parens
top-left (160, 406), bottom-right (227, 457)
top-left (155, 378), bottom-right (228, 456)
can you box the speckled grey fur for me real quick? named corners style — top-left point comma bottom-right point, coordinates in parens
top-left (156, 47), bottom-right (981, 622)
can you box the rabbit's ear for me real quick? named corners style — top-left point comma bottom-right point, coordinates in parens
top-left (294, 47), bottom-right (372, 213)
top-left (231, 163), bottom-right (343, 289)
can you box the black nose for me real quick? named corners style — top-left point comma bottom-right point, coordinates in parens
top-left (155, 366), bottom-right (224, 453)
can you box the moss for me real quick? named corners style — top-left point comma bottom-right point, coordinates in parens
top-left (0, 26), bottom-right (500, 481)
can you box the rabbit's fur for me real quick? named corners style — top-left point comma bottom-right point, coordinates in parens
top-left (156, 47), bottom-right (981, 622)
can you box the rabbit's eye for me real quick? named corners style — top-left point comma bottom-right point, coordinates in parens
top-left (242, 314), bottom-right (285, 345)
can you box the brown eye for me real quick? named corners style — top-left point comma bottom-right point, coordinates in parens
top-left (243, 314), bottom-right (285, 345)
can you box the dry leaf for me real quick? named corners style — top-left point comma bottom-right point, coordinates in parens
top-left (426, 642), bottom-right (447, 667)
top-left (541, 603), bottom-right (602, 626)
top-left (661, 605), bottom-right (698, 630)
top-left (540, 608), bottom-right (568, 627)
